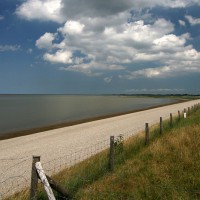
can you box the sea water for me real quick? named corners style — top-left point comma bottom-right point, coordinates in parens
top-left (0, 95), bottom-right (175, 135)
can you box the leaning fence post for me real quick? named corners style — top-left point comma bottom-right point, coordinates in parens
top-left (30, 156), bottom-right (40, 200)
top-left (109, 136), bottom-right (115, 171)
top-left (170, 113), bottom-right (173, 128)
top-left (145, 123), bottom-right (149, 145)
top-left (160, 117), bottom-right (163, 134)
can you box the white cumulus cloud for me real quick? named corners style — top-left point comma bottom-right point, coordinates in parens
top-left (178, 20), bottom-right (186, 26)
top-left (58, 21), bottom-right (85, 35)
top-left (36, 32), bottom-right (57, 50)
top-left (17, 0), bottom-right (200, 79)
top-left (16, 0), bottom-right (200, 23)
top-left (16, 0), bottom-right (64, 23)
top-left (43, 50), bottom-right (73, 64)
top-left (185, 15), bottom-right (200, 25)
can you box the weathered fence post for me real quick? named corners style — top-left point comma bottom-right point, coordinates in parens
top-left (184, 108), bottom-right (187, 119)
top-left (160, 117), bottom-right (163, 134)
top-left (188, 107), bottom-right (190, 115)
top-left (178, 110), bottom-right (181, 121)
top-left (145, 123), bottom-right (149, 145)
top-left (30, 156), bottom-right (40, 200)
top-left (46, 175), bottom-right (70, 199)
top-left (109, 136), bottom-right (115, 171)
top-left (170, 113), bottom-right (173, 128)
top-left (35, 162), bottom-right (56, 200)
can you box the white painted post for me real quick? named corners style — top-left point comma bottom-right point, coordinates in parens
top-left (184, 108), bottom-right (187, 119)
top-left (35, 162), bottom-right (56, 200)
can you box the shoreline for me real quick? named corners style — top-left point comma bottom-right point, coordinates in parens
top-left (0, 98), bottom-right (186, 140)
top-left (1, 99), bottom-right (200, 198)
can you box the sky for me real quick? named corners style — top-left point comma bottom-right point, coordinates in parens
top-left (0, 0), bottom-right (200, 94)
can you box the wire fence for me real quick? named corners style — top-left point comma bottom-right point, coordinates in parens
top-left (0, 157), bottom-right (31, 198)
top-left (0, 126), bottom-right (139, 199)
top-left (0, 102), bottom-right (200, 199)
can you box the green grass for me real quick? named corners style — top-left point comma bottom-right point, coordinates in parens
top-left (6, 105), bottom-right (200, 200)
top-left (74, 108), bottom-right (200, 200)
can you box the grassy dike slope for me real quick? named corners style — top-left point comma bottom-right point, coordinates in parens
top-left (9, 105), bottom-right (200, 200)
top-left (73, 108), bottom-right (200, 200)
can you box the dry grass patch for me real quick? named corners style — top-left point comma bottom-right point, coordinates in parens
top-left (76, 124), bottom-right (200, 200)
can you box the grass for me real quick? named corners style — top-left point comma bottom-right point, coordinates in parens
top-left (5, 105), bottom-right (200, 200)
top-left (74, 108), bottom-right (200, 200)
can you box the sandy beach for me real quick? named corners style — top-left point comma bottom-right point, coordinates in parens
top-left (0, 99), bottom-right (200, 198)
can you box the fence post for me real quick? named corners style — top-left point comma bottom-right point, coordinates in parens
top-left (145, 123), bottom-right (149, 145)
top-left (160, 117), bottom-right (163, 134)
top-left (30, 156), bottom-right (40, 200)
top-left (188, 107), bottom-right (190, 116)
top-left (170, 113), bottom-right (173, 128)
top-left (184, 108), bottom-right (187, 119)
top-left (178, 110), bottom-right (180, 121)
top-left (109, 136), bottom-right (115, 171)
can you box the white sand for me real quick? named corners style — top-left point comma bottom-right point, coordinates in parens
top-left (0, 99), bottom-right (200, 198)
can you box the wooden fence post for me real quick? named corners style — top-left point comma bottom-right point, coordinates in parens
top-left (184, 108), bottom-right (187, 119)
top-left (145, 123), bottom-right (149, 145)
top-left (170, 113), bottom-right (173, 128)
top-left (46, 175), bottom-right (70, 198)
top-left (35, 162), bottom-right (56, 200)
top-left (30, 156), bottom-right (40, 200)
top-left (188, 107), bottom-right (190, 115)
top-left (178, 110), bottom-right (180, 121)
top-left (160, 117), bottom-right (163, 134)
top-left (109, 136), bottom-right (115, 171)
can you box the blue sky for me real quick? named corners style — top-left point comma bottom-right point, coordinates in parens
top-left (0, 0), bottom-right (200, 94)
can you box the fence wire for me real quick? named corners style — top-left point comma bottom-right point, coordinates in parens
top-left (0, 103), bottom-right (199, 199)
top-left (0, 123), bottom-right (141, 200)
top-left (0, 157), bottom-right (31, 199)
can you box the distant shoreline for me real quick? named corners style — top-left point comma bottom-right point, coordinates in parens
top-left (0, 98), bottom-right (186, 140)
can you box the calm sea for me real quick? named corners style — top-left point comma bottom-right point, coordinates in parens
top-left (0, 95), bottom-right (175, 135)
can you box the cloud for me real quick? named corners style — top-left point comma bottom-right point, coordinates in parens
top-left (178, 20), bottom-right (186, 26)
top-left (16, 0), bottom-right (200, 23)
top-left (21, 0), bottom-right (199, 79)
top-left (43, 50), bottom-right (73, 64)
top-left (35, 14), bottom-right (200, 78)
top-left (120, 58), bottom-right (200, 80)
top-left (60, 62), bottom-right (125, 76)
top-left (0, 15), bottom-right (4, 20)
top-left (125, 88), bottom-right (185, 93)
top-left (16, 0), bottom-right (64, 23)
top-left (104, 76), bottom-right (113, 83)
top-left (185, 15), bottom-right (200, 25)
top-left (35, 17), bottom-right (174, 68)
top-left (27, 48), bottom-right (33, 54)
top-left (35, 32), bottom-right (57, 50)
top-left (0, 45), bottom-right (20, 52)
top-left (58, 21), bottom-right (85, 35)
